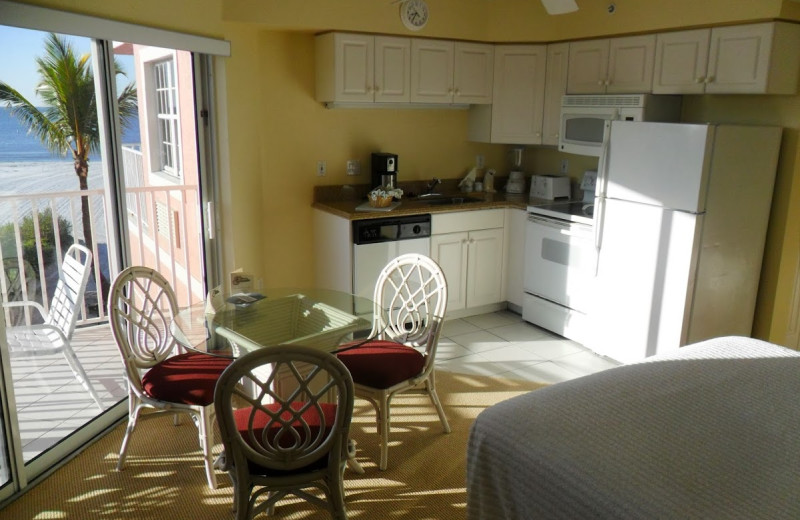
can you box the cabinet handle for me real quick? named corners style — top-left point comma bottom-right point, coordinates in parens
top-left (605, 79), bottom-right (611, 86)
top-left (695, 77), bottom-right (705, 84)
top-left (536, 132), bottom-right (541, 137)
top-left (597, 80), bottom-right (604, 86)
top-left (374, 85), bottom-right (380, 93)
top-left (454, 88), bottom-right (461, 96)
top-left (366, 85), bottom-right (372, 93)
top-left (705, 76), bottom-right (715, 84)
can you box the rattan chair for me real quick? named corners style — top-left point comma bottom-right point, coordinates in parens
top-left (107, 266), bottom-right (231, 489)
top-left (214, 344), bottom-right (354, 520)
top-left (337, 253), bottom-right (450, 470)
top-left (4, 244), bottom-right (103, 410)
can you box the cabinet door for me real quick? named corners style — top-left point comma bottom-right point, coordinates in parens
top-left (706, 23), bottom-right (773, 94)
top-left (454, 42), bottom-right (494, 104)
top-left (431, 232), bottom-right (468, 311)
top-left (466, 228), bottom-right (505, 308)
top-left (334, 33), bottom-right (374, 102)
top-left (411, 39), bottom-right (454, 103)
top-left (653, 29), bottom-right (710, 94)
top-left (490, 45), bottom-right (547, 144)
top-left (567, 39), bottom-right (609, 94)
top-left (542, 43), bottom-right (569, 146)
top-left (374, 36), bottom-right (411, 103)
top-left (607, 35), bottom-right (656, 93)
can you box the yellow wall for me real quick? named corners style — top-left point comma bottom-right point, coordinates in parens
top-left (12, 0), bottom-right (800, 345)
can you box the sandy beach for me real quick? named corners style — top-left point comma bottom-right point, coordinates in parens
top-left (0, 161), bottom-right (108, 241)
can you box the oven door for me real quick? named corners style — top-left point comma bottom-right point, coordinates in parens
top-left (524, 213), bottom-right (595, 313)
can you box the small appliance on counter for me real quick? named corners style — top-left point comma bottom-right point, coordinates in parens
top-left (506, 147), bottom-right (526, 194)
top-left (371, 152), bottom-right (398, 189)
top-left (530, 175), bottom-right (570, 200)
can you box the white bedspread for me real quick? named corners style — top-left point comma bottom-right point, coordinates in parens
top-left (466, 336), bottom-right (800, 519)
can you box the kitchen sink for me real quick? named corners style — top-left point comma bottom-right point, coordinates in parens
top-left (417, 196), bottom-right (484, 206)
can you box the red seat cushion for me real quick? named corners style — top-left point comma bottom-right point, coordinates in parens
top-left (234, 402), bottom-right (338, 474)
top-left (141, 352), bottom-right (231, 406)
top-left (337, 340), bottom-right (424, 389)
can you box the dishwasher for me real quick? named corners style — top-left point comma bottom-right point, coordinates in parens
top-left (352, 214), bottom-right (431, 312)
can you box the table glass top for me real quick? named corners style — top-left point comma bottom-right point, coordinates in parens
top-left (171, 288), bottom-right (379, 357)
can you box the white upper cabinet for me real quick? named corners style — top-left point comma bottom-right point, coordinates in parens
top-left (654, 22), bottom-right (800, 94)
top-left (411, 40), bottom-right (493, 104)
top-left (467, 45), bottom-right (546, 144)
top-left (707, 23), bottom-right (800, 94)
top-left (567, 39), bottom-right (608, 94)
top-left (567, 35), bottom-right (655, 94)
top-left (315, 33), bottom-right (410, 103)
top-left (542, 43), bottom-right (570, 146)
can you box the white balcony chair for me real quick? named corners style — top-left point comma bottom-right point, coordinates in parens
top-left (3, 244), bottom-right (103, 410)
top-left (337, 253), bottom-right (450, 470)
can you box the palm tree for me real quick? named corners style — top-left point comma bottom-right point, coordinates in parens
top-left (0, 32), bottom-right (137, 254)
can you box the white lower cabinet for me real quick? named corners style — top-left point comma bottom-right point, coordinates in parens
top-left (431, 210), bottom-right (505, 314)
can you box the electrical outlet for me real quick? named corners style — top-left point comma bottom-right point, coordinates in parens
top-left (346, 159), bottom-right (361, 176)
top-left (317, 160), bottom-right (326, 176)
top-left (476, 154), bottom-right (485, 169)
top-left (560, 159), bottom-right (569, 174)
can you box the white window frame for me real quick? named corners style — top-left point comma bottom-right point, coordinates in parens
top-left (153, 57), bottom-right (181, 179)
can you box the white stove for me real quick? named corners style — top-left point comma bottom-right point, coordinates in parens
top-left (522, 170), bottom-right (597, 344)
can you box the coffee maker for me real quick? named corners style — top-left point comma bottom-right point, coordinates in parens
top-left (371, 152), bottom-right (398, 189)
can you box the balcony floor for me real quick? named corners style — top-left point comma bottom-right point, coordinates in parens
top-left (10, 322), bottom-right (128, 461)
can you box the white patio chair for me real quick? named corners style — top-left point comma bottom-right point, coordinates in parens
top-left (3, 244), bottom-right (102, 410)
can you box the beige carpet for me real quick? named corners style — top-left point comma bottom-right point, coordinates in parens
top-left (2, 371), bottom-right (544, 519)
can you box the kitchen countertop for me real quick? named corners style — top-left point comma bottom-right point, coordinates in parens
top-left (312, 181), bottom-right (553, 220)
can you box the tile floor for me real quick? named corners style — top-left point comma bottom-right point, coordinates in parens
top-left (436, 310), bottom-right (620, 383)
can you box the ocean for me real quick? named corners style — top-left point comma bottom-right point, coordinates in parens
top-left (0, 106), bottom-right (140, 195)
top-left (0, 105), bottom-right (140, 163)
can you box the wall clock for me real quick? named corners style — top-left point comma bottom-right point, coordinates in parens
top-left (400, 0), bottom-right (429, 31)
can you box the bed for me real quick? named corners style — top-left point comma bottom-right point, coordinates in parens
top-left (466, 336), bottom-right (800, 519)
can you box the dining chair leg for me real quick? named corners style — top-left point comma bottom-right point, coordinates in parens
top-left (378, 392), bottom-right (391, 471)
top-left (198, 407), bottom-right (218, 489)
top-left (426, 374), bottom-right (451, 433)
top-left (346, 438), bottom-right (365, 474)
top-left (117, 396), bottom-right (143, 470)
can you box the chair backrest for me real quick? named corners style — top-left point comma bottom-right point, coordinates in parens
top-left (214, 345), bottom-right (354, 473)
top-left (46, 244), bottom-right (92, 339)
top-left (108, 267), bottom-right (180, 388)
top-left (373, 253), bottom-right (448, 361)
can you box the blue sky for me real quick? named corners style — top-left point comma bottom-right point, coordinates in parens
top-left (0, 25), bottom-right (133, 106)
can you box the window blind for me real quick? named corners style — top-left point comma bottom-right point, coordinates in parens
top-left (0, 0), bottom-right (231, 56)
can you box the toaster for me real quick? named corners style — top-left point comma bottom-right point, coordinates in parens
top-left (530, 175), bottom-right (571, 200)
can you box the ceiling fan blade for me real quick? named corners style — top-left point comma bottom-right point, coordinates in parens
top-left (541, 0), bottom-right (579, 15)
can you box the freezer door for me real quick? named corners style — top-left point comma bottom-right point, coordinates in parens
top-left (587, 198), bottom-right (702, 363)
top-left (605, 121), bottom-right (714, 213)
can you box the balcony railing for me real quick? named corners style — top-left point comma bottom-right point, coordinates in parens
top-left (1, 145), bottom-right (204, 328)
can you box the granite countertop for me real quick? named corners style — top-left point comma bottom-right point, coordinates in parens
top-left (313, 180), bottom-right (545, 220)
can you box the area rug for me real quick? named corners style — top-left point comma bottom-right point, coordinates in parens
top-left (1, 371), bottom-right (545, 519)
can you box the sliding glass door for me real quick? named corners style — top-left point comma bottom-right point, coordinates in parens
top-left (0, 20), bottom-right (220, 499)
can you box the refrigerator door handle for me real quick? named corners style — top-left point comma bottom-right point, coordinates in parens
top-left (593, 121), bottom-right (612, 274)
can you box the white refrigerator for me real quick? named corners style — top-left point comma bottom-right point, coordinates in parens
top-left (588, 121), bottom-right (782, 363)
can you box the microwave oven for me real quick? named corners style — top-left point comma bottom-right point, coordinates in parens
top-left (558, 94), bottom-right (681, 156)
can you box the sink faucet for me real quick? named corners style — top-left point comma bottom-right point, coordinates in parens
top-left (423, 177), bottom-right (441, 195)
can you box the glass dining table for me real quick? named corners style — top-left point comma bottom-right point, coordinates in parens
top-left (171, 287), bottom-right (382, 358)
